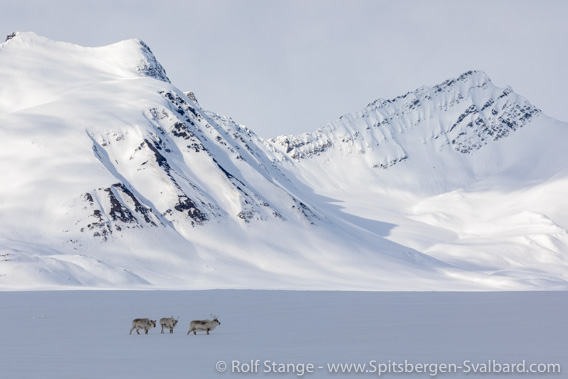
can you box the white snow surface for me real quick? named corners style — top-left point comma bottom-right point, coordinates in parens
top-left (1, 32), bottom-right (568, 290)
top-left (0, 290), bottom-right (565, 378)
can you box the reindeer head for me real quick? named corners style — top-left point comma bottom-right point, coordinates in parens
top-left (171, 316), bottom-right (179, 327)
top-left (210, 313), bottom-right (221, 325)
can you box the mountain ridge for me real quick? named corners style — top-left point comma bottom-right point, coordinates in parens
top-left (270, 70), bottom-right (540, 162)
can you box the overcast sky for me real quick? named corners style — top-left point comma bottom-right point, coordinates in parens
top-left (3, 0), bottom-right (567, 138)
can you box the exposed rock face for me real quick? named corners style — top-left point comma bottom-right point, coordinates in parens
top-left (79, 183), bottom-right (161, 241)
top-left (5, 32), bottom-right (18, 42)
top-left (137, 40), bottom-right (170, 83)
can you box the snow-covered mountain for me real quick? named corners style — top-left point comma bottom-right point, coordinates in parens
top-left (1, 32), bottom-right (567, 290)
top-left (270, 70), bottom-right (542, 193)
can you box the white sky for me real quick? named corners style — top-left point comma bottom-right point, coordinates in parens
top-left (3, 0), bottom-right (567, 138)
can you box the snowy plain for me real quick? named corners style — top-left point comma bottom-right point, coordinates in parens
top-left (0, 290), bottom-right (565, 379)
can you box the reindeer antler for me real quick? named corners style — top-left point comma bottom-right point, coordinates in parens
top-left (211, 313), bottom-right (218, 319)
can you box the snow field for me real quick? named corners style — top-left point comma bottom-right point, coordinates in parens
top-left (0, 290), bottom-right (566, 378)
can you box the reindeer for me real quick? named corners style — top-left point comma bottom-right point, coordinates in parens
top-left (129, 318), bottom-right (156, 335)
top-left (159, 316), bottom-right (179, 334)
top-left (187, 314), bottom-right (221, 335)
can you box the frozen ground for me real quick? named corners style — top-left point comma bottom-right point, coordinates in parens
top-left (0, 290), bottom-right (565, 378)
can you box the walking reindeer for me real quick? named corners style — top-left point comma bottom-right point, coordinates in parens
top-left (187, 314), bottom-right (221, 335)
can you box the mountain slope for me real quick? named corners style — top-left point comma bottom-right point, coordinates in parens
top-left (1, 32), bottom-right (567, 290)
top-left (269, 71), bottom-right (568, 288)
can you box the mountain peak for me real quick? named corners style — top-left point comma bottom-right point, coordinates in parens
top-left (432, 69), bottom-right (493, 94)
top-left (456, 69), bottom-right (492, 85)
top-left (1, 31), bottom-right (49, 46)
top-left (366, 70), bottom-right (492, 111)
top-left (0, 32), bottom-right (169, 83)
top-left (272, 70), bottom-right (540, 163)
top-left (0, 32), bottom-right (170, 114)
